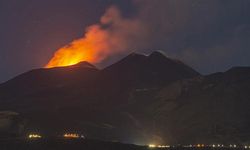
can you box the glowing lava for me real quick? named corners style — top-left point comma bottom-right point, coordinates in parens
top-left (45, 25), bottom-right (111, 68)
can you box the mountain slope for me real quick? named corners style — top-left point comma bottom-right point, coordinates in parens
top-left (127, 67), bottom-right (250, 144)
top-left (0, 61), bottom-right (98, 95)
top-left (1, 52), bottom-right (250, 145)
top-left (0, 51), bottom-right (201, 144)
top-left (95, 51), bottom-right (200, 108)
top-left (0, 61), bottom-right (99, 111)
top-left (102, 51), bottom-right (199, 88)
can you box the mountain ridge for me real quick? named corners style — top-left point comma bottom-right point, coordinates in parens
top-left (0, 51), bottom-right (250, 144)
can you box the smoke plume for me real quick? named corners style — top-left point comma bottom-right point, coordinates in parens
top-left (46, 0), bottom-right (250, 74)
top-left (46, 5), bottom-right (146, 68)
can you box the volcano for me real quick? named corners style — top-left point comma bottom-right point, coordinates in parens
top-left (1, 51), bottom-right (250, 145)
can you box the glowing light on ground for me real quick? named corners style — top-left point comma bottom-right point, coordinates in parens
top-left (148, 144), bottom-right (170, 148)
top-left (63, 133), bottom-right (84, 139)
top-left (147, 143), bottom-right (250, 149)
top-left (28, 134), bottom-right (42, 139)
top-left (148, 144), bottom-right (156, 148)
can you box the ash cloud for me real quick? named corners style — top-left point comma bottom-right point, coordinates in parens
top-left (121, 0), bottom-right (250, 74)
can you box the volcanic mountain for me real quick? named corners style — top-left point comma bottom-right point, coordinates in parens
top-left (0, 51), bottom-right (250, 145)
top-left (0, 51), bottom-right (199, 110)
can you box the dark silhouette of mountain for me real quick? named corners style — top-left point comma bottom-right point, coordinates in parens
top-left (102, 51), bottom-right (199, 87)
top-left (96, 51), bottom-right (200, 108)
top-left (0, 139), bottom-right (148, 150)
top-left (0, 51), bottom-right (250, 145)
top-left (0, 61), bottom-right (98, 97)
top-left (0, 61), bottom-right (99, 105)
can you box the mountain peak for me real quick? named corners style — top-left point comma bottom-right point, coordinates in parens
top-left (120, 51), bottom-right (169, 64)
top-left (125, 52), bottom-right (147, 59)
top-left (103, 51), bottom-right (200, 87)
top-left (71, 61), bottom-right (97, 69)
top-left (149, 51), bottom-right (183, 63)
top-left (104, 52), bottom-right (147, 69)
top-left (149, 51), bottom-right (167, 58)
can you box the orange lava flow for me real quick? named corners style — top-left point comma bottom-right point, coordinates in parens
top-left (45, 25), bottom-right (110, 68)
top-left (45, 40), bottom-right (93, 68)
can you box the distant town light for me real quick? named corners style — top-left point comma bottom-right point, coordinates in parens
top-left (148, 144), bottom-right (170, 148)
top-left (28, 134), bottom-right (42, 139)
top-left (148, 144), bottom-right (156, 148)
top-left (157, 145), bottom-right (170, 148)
top-left (63, 133), bottom-right (80, 138)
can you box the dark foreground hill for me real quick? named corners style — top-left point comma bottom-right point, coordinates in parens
top-left (0, 139), bottom-right (148, 150)
top-left (0, 138), bottom-right (244, 150)
top-left (131, 67), bottom-right (250, 144)
top-left (0, 51), bottom-right (250, 145)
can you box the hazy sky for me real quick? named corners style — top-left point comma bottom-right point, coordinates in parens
top-left (1, 0), bottom-right (250, 83)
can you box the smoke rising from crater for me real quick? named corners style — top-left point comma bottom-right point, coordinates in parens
top-left (46, 5), bottom-right (146, 68)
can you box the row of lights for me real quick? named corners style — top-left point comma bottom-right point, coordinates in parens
top-left (189, 144), bottom-right (226, 148)
top-left (28, 133), bottom-right (85, 139)
top-left (245, 146), bottom-right (250, 149)
top-left (26, 135), bottom-right (250, 149)
top-left (149, 144), bottom-right (250, 149)
top-left (63, 133), bottom-right (85, 139)
top-left (148, 144), bottom-right (170, 148)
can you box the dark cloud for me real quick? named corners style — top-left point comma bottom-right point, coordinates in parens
top-left (130, 0), bottom-right (250, 74)
top-left (99, 0), bottom-right (250, 74)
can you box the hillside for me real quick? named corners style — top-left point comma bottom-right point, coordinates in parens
top-left (0, 51), bottom-right (250, 145)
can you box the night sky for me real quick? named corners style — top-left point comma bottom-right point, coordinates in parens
top-left (1, 0), bottom-right (250, 83)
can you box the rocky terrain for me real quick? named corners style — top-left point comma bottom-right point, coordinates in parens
top-left (0, 51), bottom-right (250, 145)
